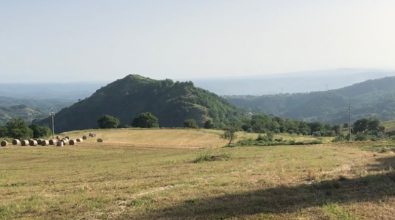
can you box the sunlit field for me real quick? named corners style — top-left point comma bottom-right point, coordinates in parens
top-left (0, 129), bottom-right (394, 219)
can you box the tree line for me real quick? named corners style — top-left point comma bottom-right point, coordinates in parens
top-left (0, 118), bottom-right (51, 139)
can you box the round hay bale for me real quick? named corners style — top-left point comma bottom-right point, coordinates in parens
top-left (76, 138), bottom-right (83, 142)
top-left (82, 135), bottom-right (87, 140)
top-left (56, 141), bottom-right (64, 147)
top-left (97, 138), bottom-right (103, 143)
top-left (21, 140), bottom-right (29, 146)
top-left (1, 140), bottom-right (8, 147)
top-left (41, 140), bottom-right (49, 146)
top-left (37, 139), bottom-right (43, 145)
top-left (12, 139), bottom-right (21, 145)
top-left (69, 139), bottom-right (76, 145)
top-left (65, 136), bottom-right (70, 139)
top-left (29, 140), bottom-right (38, 146)
top-left (49, 139), bottom-right (57, 145)
top-left (89, 133), bottom-right (96, 137)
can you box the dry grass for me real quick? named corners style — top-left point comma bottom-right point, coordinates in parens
top-left (62, 128), bottom-right (227, 149)
top-left (0, 129), bottom-right (394, 219)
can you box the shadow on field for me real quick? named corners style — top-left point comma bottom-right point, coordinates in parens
top-left (142, 156), bottom-right (395, 219)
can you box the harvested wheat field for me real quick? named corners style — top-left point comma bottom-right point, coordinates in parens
top-left (0, 129), bottom-right (394, 219)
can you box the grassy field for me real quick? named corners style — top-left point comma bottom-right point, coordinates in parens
top-left (0, 129), bottom-right (394, 219)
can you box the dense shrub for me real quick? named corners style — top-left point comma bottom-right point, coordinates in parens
top-left (97, 115), bottom-right (120, 129)
top-left (132, 112), bottom-right (159, 128)
top-left (29, 124), bottom-right (51, 138)
top-left (184, 119), bottom-right (198, 128)
top-left (3, 118), bottom-right (33, 139)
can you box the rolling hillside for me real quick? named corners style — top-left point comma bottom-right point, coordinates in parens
top-left (226, 76), bottom-right (395, 123)
top-left (0, 96), bottom-right (73, 125)
top-left (40, 75), bottom-right (242, 132)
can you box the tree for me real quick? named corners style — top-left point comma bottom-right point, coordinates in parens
top-left (0, 126), bottom-right (7, 137)
top-left (204, 119), bottom-right (214, 129)
top-left (353, 118), bottom-right (381, 134)
top-left (184, 119), bottom-right (198, 128)
top-left (29, 124), bottom-right (51, 138)
top-left (332, 125), bottom-right (342, 136)
top-left (222, 127), bottom-right (237, 146)
top-left (132, 112), bottom-right (159, 128)
top-left (97, 115), bottom-right (120, 129)
top-left (5, 118), bottom-right (33, 139)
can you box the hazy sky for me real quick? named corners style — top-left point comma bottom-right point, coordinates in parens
top-left (1, 0), bottom-right (395, 82)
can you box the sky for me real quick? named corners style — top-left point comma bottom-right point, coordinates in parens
top-left (1, 0), bottom-right (395, 82)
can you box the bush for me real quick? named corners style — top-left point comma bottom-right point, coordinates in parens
top-left (97, 115), bottom-right (120, 129)
top-left (132, 112), bottom-right (159, 128)
top-left (354, 133), bottom-right (368, 141)
top-left (29, 124), bottom-right (51, 138)
top-left (204, 120), bottom-right (214, 129)
top-left (4, 118), bottom-right (33, 139)
top-left (184, 119), bottom-right (198, 128)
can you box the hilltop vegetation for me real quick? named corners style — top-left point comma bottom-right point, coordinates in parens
top-left (226, 76), bottom-right (395, 123)
top-left (39, 75), bottom-right (242, 132)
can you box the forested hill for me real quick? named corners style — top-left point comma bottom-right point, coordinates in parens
top-left (226, 76), bottom-right (395, 123)
top-left (0, 96), bottom-right (73, 125)
top-left (39, 75), bottom-right (242, 132)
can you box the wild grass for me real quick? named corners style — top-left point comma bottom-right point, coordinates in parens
top-left (0, 129), bottom-right (394, 219)
top-left (193, 152), bottom-right (231, 163)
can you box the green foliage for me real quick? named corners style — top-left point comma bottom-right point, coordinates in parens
top-left (226, 76), bottom-right (395, 123)
top-left (183, 119), bottom-right (198, 128)
top-left (2, 118), bottom-right (33, 139)
top-left (97, 115), bottom-right (120, 129)
top-left (241, 114), bottom-right (338, 136)
top-left (237, 137), bottom-right (322, 147)
top-left (203, 120), bottom-right (214, 129)
top-left (29, 124), bottom-right (51, 138)
top-left (39, 75), bottom-right (242, 132)
top-left (132, 112), bottom-right (159, 128)
top-left (353, 118), bottom-right (384, 135)
top-left (222, 127), bottom-right (237, 146)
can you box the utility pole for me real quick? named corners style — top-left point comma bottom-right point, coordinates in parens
top-left (50, 111), bottom-right (55, 139)
top-left (348, 102), bottom-right (352, 142)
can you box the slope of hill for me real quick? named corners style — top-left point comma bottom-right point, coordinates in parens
top-left (226, 77), bottom-right (395, 123)
top-left (0, 105), bottom-right (44, 125)
top-left (0, 96), bottom-right (73, 125)
top-left (40, 75), bottom-right (242, 132)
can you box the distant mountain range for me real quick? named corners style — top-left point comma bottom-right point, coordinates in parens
top-left (226, 76), bottom-right (395, 123)
top-left (193, 69), bottom-right (395, 95)
top-left (39, 75), bottom-right (241, 132)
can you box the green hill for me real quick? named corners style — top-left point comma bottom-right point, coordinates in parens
top-left (0, 96), bottom-right (73, 125)
top-left (0, 105), bottom-right (44, 125)
top-left (40, 75), bottom-right (242, 132)
top-left (226, 76), bottom-right (395, 123)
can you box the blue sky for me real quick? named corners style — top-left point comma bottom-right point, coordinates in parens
top-left (1, 0), bottom-right (395, 82)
